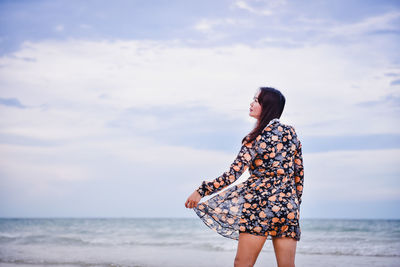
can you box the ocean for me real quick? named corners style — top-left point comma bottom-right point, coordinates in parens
top-left (0, 218), bottom-right (399, 267)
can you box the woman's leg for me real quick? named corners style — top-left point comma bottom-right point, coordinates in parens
top-left (271, 236), bottom-right (297, 267)
top-left (234, 232), bottom-right (267, 267)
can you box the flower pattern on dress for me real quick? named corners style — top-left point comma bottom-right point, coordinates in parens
top-left (193, 118), bottom-right (304, 241)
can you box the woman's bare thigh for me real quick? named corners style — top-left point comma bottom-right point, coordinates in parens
top-left (272, 236), bottom-right (297, 267)
top-left (234, 232), bottom-right (267, 267)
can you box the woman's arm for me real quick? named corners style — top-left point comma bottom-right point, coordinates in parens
top-left (196, 136), bottom-right (265, 198)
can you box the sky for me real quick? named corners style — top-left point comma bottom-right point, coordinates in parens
top-left (0, 0), bottom-right (399, 219)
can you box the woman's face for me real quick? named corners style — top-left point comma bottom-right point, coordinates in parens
top-left (249, 90), bottom-right (262, 119)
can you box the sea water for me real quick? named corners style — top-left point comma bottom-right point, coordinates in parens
top-left (0, 218), bottom-right (399, 267)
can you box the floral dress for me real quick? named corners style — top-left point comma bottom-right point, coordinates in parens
top-left (193, 118), bottom-right (304, 241)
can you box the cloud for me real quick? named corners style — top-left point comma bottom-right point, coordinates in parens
top-left (385, 72), bottom-right (400, 77)
top-left (233, 0), bottom-right (286, 16)
top-left (356, 93), bottom-right (400, 109)
top-left (0, 133), bottom-right (61, 147)
top-left (193, 17), bottom-right (253, 41)
top-left (391, 79), bottom-right (400, 86)
top-left (194, 18), bottom-right (235, 33)
top-left (54, 24), bottom-right (64, 32)
top-left (0, 39), bottom-right (398, 141)
top-left (0, 37), bottom-right (399, 217)
top-left (79, 24), bottom-right (92, 30)
top-left (235, 1), bottom-right (272, 16)
top-left (0, 97), bottom-right (26, 108)
top-left (106, 105), bottom-right (249, 150)
top-left (325, 11), bottom-right (400, 40)
top-left (303, 148), bottom-right (400, 202)
top-left (303, 133), bottom-right (400, 153)
top-left (254, 11), bottom-right (400, 48)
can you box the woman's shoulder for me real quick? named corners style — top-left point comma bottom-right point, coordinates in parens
top-left (263, 119), bottom-right (295, 133)
top-left (262, 120), bottom-right (300, 143)
top-left (278, 121), bottom-right (302, 146)
top-left (243, 119), bottom-right (300, 146)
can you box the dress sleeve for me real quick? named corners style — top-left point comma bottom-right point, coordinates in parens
top-left (292, 129), bottom-right (304, 205)
top-left (196, 135), bottom-right (265, 198)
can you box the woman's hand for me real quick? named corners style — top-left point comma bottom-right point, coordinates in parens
top-left (185, 190), bottom-right (202, 209)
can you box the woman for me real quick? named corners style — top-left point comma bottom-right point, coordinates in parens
top-left (185, 87), bottom-right (304, 267)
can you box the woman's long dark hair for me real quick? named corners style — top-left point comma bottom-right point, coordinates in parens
top-left (242, 87), bottom-right (286, 144)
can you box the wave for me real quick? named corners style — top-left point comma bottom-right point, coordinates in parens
top-left (1, 233), bottom-right (400, 258)
top-left (0, 233), bottom-right (192, 248)
top-left (297, 250), bottom-right (400, 258)
top-left (0, 258), bottom-right (146, 267)
top-left (1, 218), bottom-right (399, 260)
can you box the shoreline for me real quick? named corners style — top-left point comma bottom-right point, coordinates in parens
top-left (1, 244), bottom-right (399, 267)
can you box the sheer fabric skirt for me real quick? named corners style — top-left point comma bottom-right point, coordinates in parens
top-left (193, 178), bottom-right (301, 241)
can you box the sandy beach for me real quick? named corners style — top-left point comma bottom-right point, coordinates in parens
top-left (1, 244), bottom-right (399, 267)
